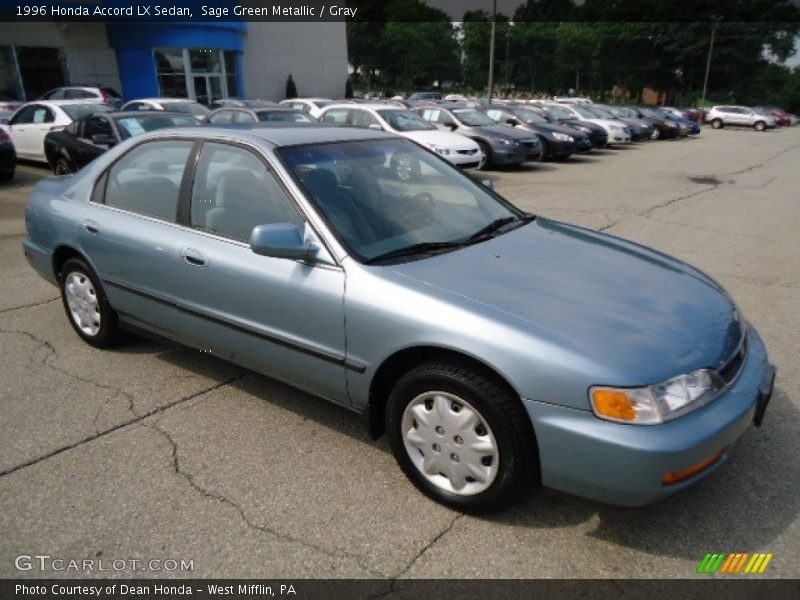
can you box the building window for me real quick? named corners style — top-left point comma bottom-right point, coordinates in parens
top-left (155, 48), bottom-right (188, 99)
top-left (0, 45), bottom-right (68, 101)
top-left (154, 48), bottom-right (239, 105)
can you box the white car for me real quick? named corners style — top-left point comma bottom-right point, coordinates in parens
top-left (0, 100), bottom-right (112, 162)
top-left (318, 104), bottom-right (485, 175)
top-left (705, 106), bottom-right (777, 131)
top-left (121, 98), bottom-right (210, 118)
top-left (549, 102), bottom-right (632, 144)
top-left (279, 98), bottom-right (337, 119)
top-left (40, 86), bottom-right (124, 110)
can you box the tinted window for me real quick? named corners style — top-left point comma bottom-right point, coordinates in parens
top-left (256, 110), bottom-right (314, 123)
top-left (62, 103), bottom-right (112, 120)
top-left (83, 116), bottom-right (112, 140)
top-left (10, 105), bottom-right (37, 125)
top-left (43, 89), bottom-right (65, 100)
top-left (103, 140), bottom-right (193, 221)
top-left (378, 110), bottom-right (434, 132)
top-left (65, 89), bottom-right (96, 99)
top-left (349, 109), bottom-right (380, 129)
top-left (190, 143), bottom-right (302, 241)
top-left (162, 102), bottom-right (210, 117)
top-left (31, 105), bottom-right (54, 123)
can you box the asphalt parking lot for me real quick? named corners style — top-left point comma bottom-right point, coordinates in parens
top-left (1, 128), bottom-right (799, 581)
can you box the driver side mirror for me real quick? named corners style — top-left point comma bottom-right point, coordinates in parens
top-left (445, 122), bottom-right (458, 131)
top-left (368, 123), bottom-right (383, 130)
top-left (92, 133), bottom-right (115, 147)
top-left (506, 118), bottom-right (519, 126)
top-left (249, 223), bottom-right (318, 260)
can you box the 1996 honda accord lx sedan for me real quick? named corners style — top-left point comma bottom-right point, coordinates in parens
top-left (23, 126), bottom-right (775, 510)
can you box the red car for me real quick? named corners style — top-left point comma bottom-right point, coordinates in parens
top-left (756, 106), bottom-right (792, 127)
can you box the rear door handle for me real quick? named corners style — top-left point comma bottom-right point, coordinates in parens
top-left (83, 220), bottom-right (99, 234)
top-left (181, 248), bottom-right (207, 267)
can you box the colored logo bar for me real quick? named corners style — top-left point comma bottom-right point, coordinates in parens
top-left (697, 553), bottom-right (773, 574)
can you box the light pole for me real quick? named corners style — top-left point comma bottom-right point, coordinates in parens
top-left (700, 17), bottom-right (722, 108)
top-left (487, 0), bottom-right (497, 103)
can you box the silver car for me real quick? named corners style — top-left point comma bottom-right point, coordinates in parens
top-left (23, 126), bottom-right (775, 510)
top-left (705, 106), bottom-right (777, 131)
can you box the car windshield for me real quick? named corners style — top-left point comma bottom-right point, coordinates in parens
top-left (278, 138), bottom-right (527, 263)
top-left (639, 107), bottom-right (658, 118)
top-left (453, 109), bottom-right (496, 126)
top-left (162, 102), bottom-right (210, 116)
top-left (570, 105), bottom-right (598, 119)
top-left (543, 105), bottom-right (574, 120)
top-left (62, 103), bottom-right (112, 120)
top-left (257, 110), bottom-right (316, 122)
top-left (510, 107), bottom-right (548, 124)
top-left (378, 110), bottom-right (435, 132)
top-left (114, 114), bottom-right (199, 140)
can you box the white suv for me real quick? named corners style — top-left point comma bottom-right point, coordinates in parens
top-left (705, 106), bottom-right (777, 131)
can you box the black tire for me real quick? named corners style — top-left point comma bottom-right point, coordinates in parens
top-left (711, 118), bottom-right (723, 129)
top-left (0, 168), bottom-right (13, 182)
top-left (390, 153), bottom-right (421, 182)
top-left (476, 140), bottom-right (491, 170)
top-left (59, 257), bottom-right (122, 348)
top-left (54, 158), bottom-right (74, 176)
top-left (537, 136), bottom-right (549, 161)
top-left (754, 121), bottom-right (766, 132)
top-left (386, 359), bottom-right (538, 511)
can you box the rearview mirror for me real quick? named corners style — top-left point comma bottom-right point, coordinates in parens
top-left (250, 223), bottom-right (318, 260)
top-left (92, 133), bottom-right (115, 146)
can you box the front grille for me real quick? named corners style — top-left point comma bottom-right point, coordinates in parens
top-left (718, 335), bottom-right (748, 385)
top-left (520, 139), bottom-right (538, 147)
top-left (458, 161), bottom-right (480, 169)
top-left (457, 148), bottom-right (479, 156)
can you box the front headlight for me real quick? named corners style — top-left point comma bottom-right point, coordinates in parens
top-left (429, 145), bottom-right (453, 156)
top-left (576, 125), bottom-right (591, 133)
top-left (496, 138), bottom-right (519, 145)
top-left (590, 369), bottom-right (725, 425)
top-left (552, 132), bottom-right (574, 142)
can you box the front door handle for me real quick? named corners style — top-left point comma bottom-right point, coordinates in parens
top-left (83, 220), bottom-right (99, 234)
top-left (181, 248), bottom-right (207, 267)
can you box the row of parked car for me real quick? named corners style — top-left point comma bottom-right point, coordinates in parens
top-left (1, 85), bottom-right (796, 184)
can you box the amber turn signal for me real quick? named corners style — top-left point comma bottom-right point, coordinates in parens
top-left (591, 389), bottom-right (636, 421)
top-left (662, 451), bottom-right (724, 486)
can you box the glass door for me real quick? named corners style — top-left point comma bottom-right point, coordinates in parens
top-left (192, 74), bottom-right (223, 106)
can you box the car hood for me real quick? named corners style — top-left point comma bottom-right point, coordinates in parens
top-left (386, 218), bottom-right (742, 383)
top-left (469, 124), bottom-right (538, 141)
top-left (531, 122), bottom-right (588, 137)
top-left (401, 130), bottom-right (479, 151)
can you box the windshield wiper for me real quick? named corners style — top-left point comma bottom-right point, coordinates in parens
top-left (465, 214), bottom-right (533, 243)
top-left (364, 241), bottom-right (466, 265)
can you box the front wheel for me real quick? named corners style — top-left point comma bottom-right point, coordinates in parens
top-left (54, 158), bottom-right (74, 176)
top-left (60, 257), bottom-right (122, 348)
top-left (711, 118), bottom-right (723, 129)
top-left (754, 121), bottom-right (766, 132)
top-left (386, 360), bottom-right (538, 511)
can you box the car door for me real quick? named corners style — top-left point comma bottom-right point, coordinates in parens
top-left (78, 138), bottom-right (195, 339)
top-left (173, 141), bottom-right (349, 403)
top-left (75, 115), bottom-right (112, 167)
top-left (8, 105), bottom-right (53, 158)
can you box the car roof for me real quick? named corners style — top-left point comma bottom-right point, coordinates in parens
top-left (163, 125), bottom-right (395, 147)
top-left (22, 99), bottom-right (109, 108)
top-left (107, 111), bottom-right (196, 119)
top-left (129, 98), bottom-right (197, 104)
top-left (323, 103), bottom-right (405, 112)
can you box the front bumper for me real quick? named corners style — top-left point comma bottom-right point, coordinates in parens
top-left (523, 326), bottom-right (774, 506)
top-left (545, 139), bottom-right (577, 158)
top-left (447, 150), bottom-right (485, 171)
top-left (488, 144), bottom-right (527, 166)
top-left (607, 131), bottom-right (632, 144)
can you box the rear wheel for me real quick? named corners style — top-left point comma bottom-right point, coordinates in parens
top-left (386, 360), bottom-right (538, 511)
top-left (59, 257), bottom-right (122, 348)
top-left (754, 121), bottom-right (766, 132)
top-left (711, 118), bottom-right (723, 129)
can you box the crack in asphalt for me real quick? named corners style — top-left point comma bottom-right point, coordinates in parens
top-left (368, 513), bottom-right (465, 598)
top-left (0, 356), bottom-right (244, 479)
top-left (145, 419), bottom-right (386, 578)
top-left (0, 327), bottom-right (137, 433)
top-left (0, 296), bottom-right (59, 315)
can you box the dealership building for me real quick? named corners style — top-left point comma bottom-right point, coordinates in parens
top-left (0, 20), bottom-right (349, 104)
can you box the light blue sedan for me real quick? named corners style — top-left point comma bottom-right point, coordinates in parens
top-left (23, 125), bottom-right (775, 510)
